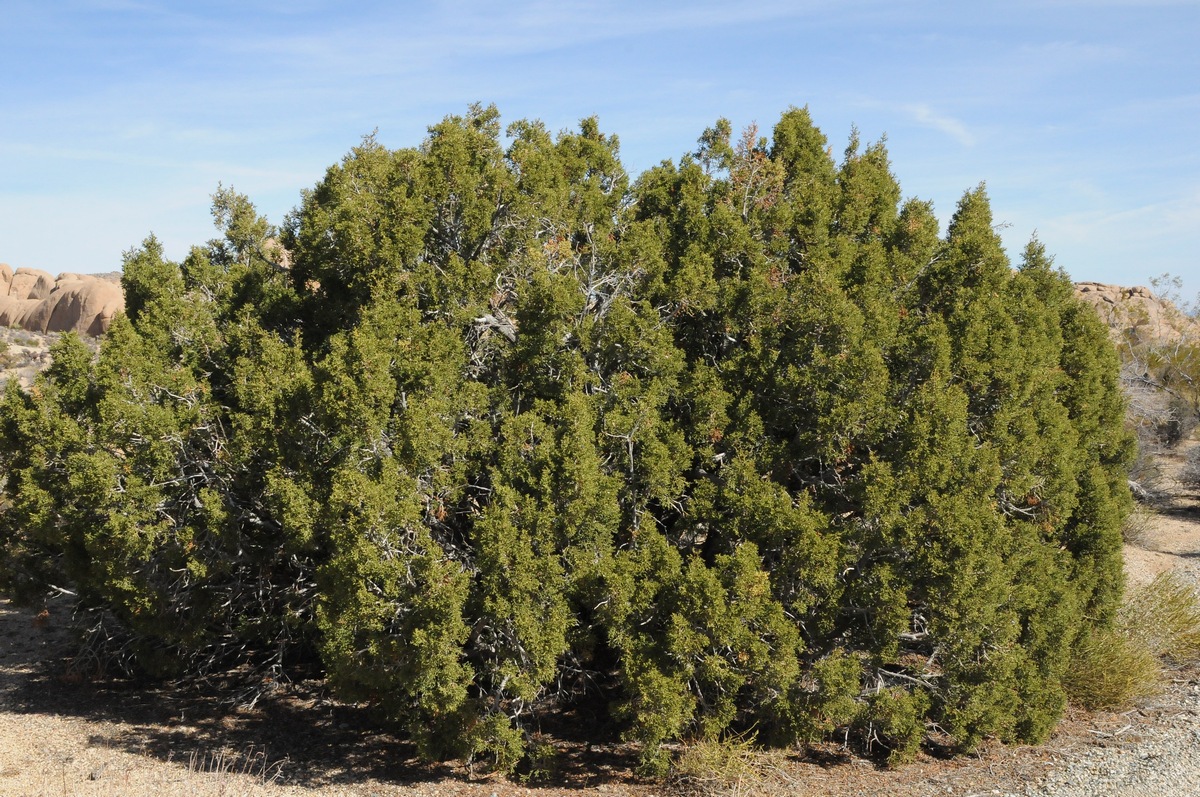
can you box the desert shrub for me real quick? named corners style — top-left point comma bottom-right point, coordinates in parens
top-left (1180, 445), bottom-right (1200, 487)
top-left (1126, 443), bottom-right (1164, 503)
top-left (1121, 386), bottom-right (1167, 501)
top-left (1121, 505), bottom-right (1158, 546)
top-left (1165, 395), bottom-right (1200, 446)
top-left (0, 106), bottom-right (1134, 770)
top-left (1118, 329), bottom-right (1200, 450)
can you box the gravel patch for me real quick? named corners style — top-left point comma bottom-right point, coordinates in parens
top-left (1021, 684), bottom-right (1200, 797)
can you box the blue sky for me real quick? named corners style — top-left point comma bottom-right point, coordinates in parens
top-left (2, 1), bottom-right (1197, 303)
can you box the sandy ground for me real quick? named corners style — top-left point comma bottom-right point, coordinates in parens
top-left (1123, 443), bottom-right (1200, 590)
top-left (0, 443), bottom-right (1197, 797)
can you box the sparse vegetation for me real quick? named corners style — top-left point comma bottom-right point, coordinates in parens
top-left (1180, 445), bottom-right (1200, 487)
top-left (1121, 504), bottom-right (1157, 546)
top-left (1121, 571), bottom-right (1200, 663)
top-left (1065, 627), bottom-right (1162, 711)
top-left (8, 332), bottom-right (38, 348)
top-left (180, 745), bottom-right (287, 785)
top-left (1066, 571), bottom-right (1200, 710)
top-left (668, 732), bottom-right (777, 797)
top-left (1118, 280), bottom-right (1200, 443)
top-left (1093, 274), bottom-right (1200, 506)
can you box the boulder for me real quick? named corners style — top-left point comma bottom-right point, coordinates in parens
top-left (42, 278), bottom-right (124, 336)
top-left (0, 297), bottom-right (42, 330)
top-left (9, 268), bottom-right (55, 301)
top-left (0, 269), bottom-right (124, 336)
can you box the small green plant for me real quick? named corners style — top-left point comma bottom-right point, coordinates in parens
top-left (861, 687), bottom-right (930, 767)
top-left (516, 734), bottom-right (559, 784)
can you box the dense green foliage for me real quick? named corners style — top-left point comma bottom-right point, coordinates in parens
top-left (0, 105), bottom-right (1133, 770)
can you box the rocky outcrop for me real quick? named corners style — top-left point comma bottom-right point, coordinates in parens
top-left (0, 266), bottom-right (124, 337)
top-left (1074, 282), bottom-right (1199, 345)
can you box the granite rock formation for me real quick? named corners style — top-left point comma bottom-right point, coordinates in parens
top-left (1075, 281), bottom-right (1199, 345)
top-left (0, 265), bottom-right (124, 337)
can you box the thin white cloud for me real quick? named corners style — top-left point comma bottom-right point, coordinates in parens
top-left (215, 1), bottom-right (835, 75)
top-left (436, 0), bottom-right (828, 45)
top-left (1104, 92), bottom-right (1200, 121)
top-left (1031, 190), bottom-right (1200, 300)
top-left (902, 103), bottom-right (975, 147)
top-left (1040, 190), bottom-right (1200, 248)
top-left (76, 0), bottom-right (164, 12)
top-left (1016, 40), bottom-right (1127, 63)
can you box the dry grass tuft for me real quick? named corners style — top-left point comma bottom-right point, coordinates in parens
top-left (1121, 571), bottom-right (1200, 662)
top-left (1121, 504), bottom-right (1158, 546)
top-left (1066, 571), bottom-right (1200, 710)
top-left (1065, 627), bottom-right (1161, 711)
top-left (667, 731), bottom-right (788, 797)
top-left (177, 744), bottom-right (287, 786)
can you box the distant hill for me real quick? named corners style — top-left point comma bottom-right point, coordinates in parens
top-left (1075, 281), bottom-right (1200, 346)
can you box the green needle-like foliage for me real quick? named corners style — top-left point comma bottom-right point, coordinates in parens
top-left (0, 104), bottom-right (1133, 771)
